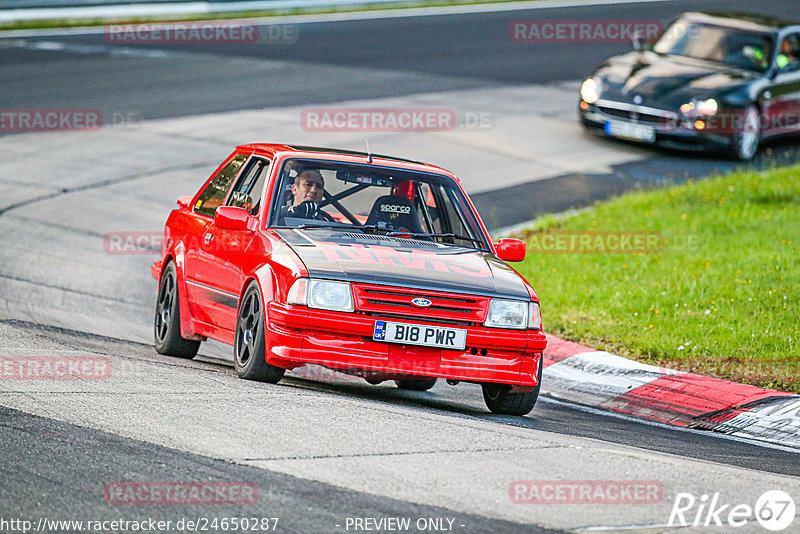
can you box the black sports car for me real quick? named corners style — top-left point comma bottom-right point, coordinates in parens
top-left (579, 12), bottom-right (800, 160)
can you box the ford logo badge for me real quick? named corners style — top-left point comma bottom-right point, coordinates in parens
top-left (411, 298), bottom-right (432, 307)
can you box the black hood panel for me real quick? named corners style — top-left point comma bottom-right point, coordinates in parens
top-left (597, 52), bottom-right (755, 108)
top-left (277, 229), bottom-right (529, 299)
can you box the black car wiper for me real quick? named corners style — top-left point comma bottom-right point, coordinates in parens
top-left (386, 231), bottom-right (485, 246)
top-left (349, 224), bottom-right (397, 234)
top-left (295, 223), bottom-right (340, 230)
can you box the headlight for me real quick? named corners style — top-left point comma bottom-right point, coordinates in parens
top-left (681, 98), bottom-right (717, 115)
top-left (287, 278), bottom-right (353, 312)
top-left (580, 78), bottom-right (602, 104)
top-left (485, 299), bottom-right (528, 329)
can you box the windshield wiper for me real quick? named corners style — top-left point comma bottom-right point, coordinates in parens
top-left (386, 231), bottom-right (485, 246)
top-left (349, 224), bottom-right (397, 234)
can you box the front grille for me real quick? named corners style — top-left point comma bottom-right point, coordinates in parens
top-left (598, 106), bottom-right (666, 124)
top-left (352, 284), bottom-right (489, 324)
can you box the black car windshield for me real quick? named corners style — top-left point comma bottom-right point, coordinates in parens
top-left (653, 20), bottom-right (774, 71)
top-left (269, 158), bottom-right (489, 251)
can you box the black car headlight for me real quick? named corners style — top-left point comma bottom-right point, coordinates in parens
top-left (581, 78), bottom-right (603, 104)
top-left (680, 98), bottom-right (718, 115)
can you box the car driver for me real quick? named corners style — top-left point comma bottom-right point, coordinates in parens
top-left (283, 169), bottom-right (334, 221)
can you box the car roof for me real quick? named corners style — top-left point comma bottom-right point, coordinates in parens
top-left (235, 143), bottom-right (459, 181)
top-left (683, 11), bottom-right (799, 33)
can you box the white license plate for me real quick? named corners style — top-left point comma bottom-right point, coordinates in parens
top-left (373, 321), bottom-right (466, 350)
top-left (605, 120), bottom-right (655, 142)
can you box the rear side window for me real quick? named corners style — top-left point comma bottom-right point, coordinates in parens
top-left (194, 153), bottom-right (248, 218)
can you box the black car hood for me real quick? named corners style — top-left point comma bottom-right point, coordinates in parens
top-left (277, 229), bottom-right (529, 299)
top-left (596, 51), bottom-right (757, 108)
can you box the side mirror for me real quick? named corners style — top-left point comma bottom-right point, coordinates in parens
top-left (177, 195), bottom-right (192, 210)
top-left (215, 206), bottom-right (253, 231)
top-left (494, 238), bottom-right (526, 262)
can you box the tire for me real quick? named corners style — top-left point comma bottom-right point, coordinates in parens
top-left (365, 379), bottom-right (384, 385)
top-left (394, 378), bottom-right (437, 391)
top-left (154, 261), bottom-right (200, 359)
top-left (234, 282), bottom-right (285, 384)
top-left (482, 355), bottom-right (543, 416)
top-left (730, 105), bottom-right (760, 161)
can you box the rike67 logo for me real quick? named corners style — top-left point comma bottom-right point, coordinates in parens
top-left (669, 490), bottom-right (796, 531)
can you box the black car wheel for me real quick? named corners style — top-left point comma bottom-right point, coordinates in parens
top-left (154, 261), bottom-right (201, 358)
top-left (482, 355), bottom-right (543, 415)
top-left (234, 282), bottom-right (285, 383)
top-left (730, 105), bottom-right (760, 161)
top-left (394, 378), bottom-right (437, 391)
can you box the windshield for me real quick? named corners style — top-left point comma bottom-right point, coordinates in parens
top-left (653, 20), bottom-right (774, 71)
top-left (269, 158), bottom-right (489, 251)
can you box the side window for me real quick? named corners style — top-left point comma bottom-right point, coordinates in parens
top-left (778, 33), bottom-right (800, 69)
top-left (194, 153), bottom-right (248, 218)
top-left (228, 157), bottom-right (270, 214)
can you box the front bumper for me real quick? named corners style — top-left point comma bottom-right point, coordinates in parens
top-left (579, 99), bottom-right (734, 152)
top-left (264, 302), bottom-right (546, 387)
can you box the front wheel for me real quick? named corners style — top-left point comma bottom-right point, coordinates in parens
top-left (482, 355), bottom-right (542, 415)
top-left (394, 378), bottom-right (437, 391)
top-left (154, 261), bottom-right (200, 359)
top-left (730, 105), bottom-right (760, 161)
top-left (234, 282), bottom-right (285, 384)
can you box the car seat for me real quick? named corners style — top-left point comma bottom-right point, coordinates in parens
top-left (365, 195), bottom-right (424, 233)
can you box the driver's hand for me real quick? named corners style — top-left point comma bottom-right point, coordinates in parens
top-left (287, 200), bottom-right (319, 219)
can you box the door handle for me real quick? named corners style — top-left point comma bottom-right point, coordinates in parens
top-left (204, 233), bottom-right (213, 243)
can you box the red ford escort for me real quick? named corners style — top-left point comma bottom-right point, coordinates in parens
top-left (152, 144), bottom-right (546, 415)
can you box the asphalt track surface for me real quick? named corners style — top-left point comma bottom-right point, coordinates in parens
top-left (2, 0), bottom-right (800, 532)
top-left (1, 0), bottom-right (798, 119)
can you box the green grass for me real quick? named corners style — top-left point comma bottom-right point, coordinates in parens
top-left (0, 0), bottom-right (541, 31)
top-left (514, 165), bottom-right (800, 393)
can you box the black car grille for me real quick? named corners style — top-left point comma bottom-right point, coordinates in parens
top-left (598, 106), bottom-right (666, 125)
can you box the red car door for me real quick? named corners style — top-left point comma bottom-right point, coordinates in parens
top-left (184, 153), bottom-right (249, 331)
top-left (189, 156), bottom-right (271, 337)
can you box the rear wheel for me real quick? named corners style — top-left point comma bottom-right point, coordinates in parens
top-left (234, 282), bottom-right (285, 384)
top-left (154, 261), bottom-right (200, 359)
top-left (394, 378), bottom-right (437, 391)
top-left (730, 105), bottom-right (760, 161)
top-left (482, 355), bottom-right (543, 416)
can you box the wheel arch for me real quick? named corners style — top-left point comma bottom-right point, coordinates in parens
top-left (158, 245), bottom-right (202, 341)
